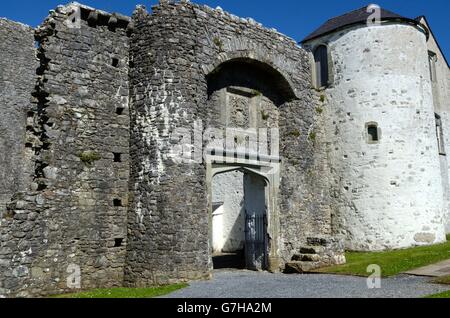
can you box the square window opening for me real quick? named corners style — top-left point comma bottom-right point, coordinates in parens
top-left (113, 153), bottom-right (122, 163)
top-left (114, 238), bottom-right (123, 247)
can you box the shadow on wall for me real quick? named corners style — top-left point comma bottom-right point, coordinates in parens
top-left (207, 59), bottom-right (295, 107)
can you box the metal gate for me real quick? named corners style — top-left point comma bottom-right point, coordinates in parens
top-left (245, 214), bottom-right (268, 271)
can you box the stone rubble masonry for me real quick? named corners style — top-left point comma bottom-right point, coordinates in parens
top-left (0, 19), bottom-right (36, 220)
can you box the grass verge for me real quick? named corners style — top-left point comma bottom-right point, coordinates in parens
top-left (316, 236), bottom-right (450, 277)
top-left (53, 283), bottom-right (188, 298)
top-left (425, 290), bottom-right (450, 298)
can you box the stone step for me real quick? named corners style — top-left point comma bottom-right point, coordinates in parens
top-left (285, 261), bottom-right (323, 273)
top-left (299, 246), bottom-right (325, 255)
top-left (292, 253), bottom-right (322, 262)
top-left (307, 237), bottom-right (331, 247)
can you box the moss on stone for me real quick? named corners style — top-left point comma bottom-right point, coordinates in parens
top-left (79, 151), bottom-right (101, 165)
top-left (213, 37), bottom-right (224, 51)
top-left (289, 129), bottom-right (301, 138)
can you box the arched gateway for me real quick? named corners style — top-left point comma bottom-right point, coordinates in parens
top-left (204, 57), bottom-right (290, 271)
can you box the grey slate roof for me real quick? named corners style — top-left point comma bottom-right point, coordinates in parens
top-left (301, 5), bottom-right (421, 43)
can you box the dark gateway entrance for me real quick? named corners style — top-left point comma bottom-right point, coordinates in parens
top-left (211, 170), bottom-right (268, 271)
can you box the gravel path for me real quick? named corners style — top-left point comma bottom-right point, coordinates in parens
top-left (164, 269), bottom-right (450, 298)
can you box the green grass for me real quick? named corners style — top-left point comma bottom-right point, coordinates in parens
top-left (53, 284), bottom-right (188, 298)
top-left (425, 290), bottom-right (450, 298)
top-left (316, 237), bottom-right (450, 277)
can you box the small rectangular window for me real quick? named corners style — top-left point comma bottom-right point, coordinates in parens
top-left (114, 238), bottom-right (123, 247)
top-left (113, 153), bottom-right (122, 162)
top-left (368, 125), bottom-right (379, 142)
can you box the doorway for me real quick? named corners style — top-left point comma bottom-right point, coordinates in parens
top-left (211, 169), bottom-right (268, 271)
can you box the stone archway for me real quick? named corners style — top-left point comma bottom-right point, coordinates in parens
top-left (203, 54), bottom-right (296, 272)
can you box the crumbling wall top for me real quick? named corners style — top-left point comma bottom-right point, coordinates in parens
top-left (147, 0), bottom-right (299, 46)
top-left (57, 2), bottom-right (131, 23)
top-left (36, 1), bottom-right (132, 39)
top-left (0, 18), bottom-right (33, 32)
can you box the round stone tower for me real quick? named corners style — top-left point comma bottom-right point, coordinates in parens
top-left (302, 6), bottom-right (447, 250)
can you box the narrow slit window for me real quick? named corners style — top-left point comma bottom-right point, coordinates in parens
top-left (435, 114), bottom-right (446, 155)
top-left (314, 45), bottom-right (329, 88)
top-left (112, 58), bottom-right (119, 68)
top-left (428, 51), bottom-right (437, 82)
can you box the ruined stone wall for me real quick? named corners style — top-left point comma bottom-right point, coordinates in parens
top-left (0, 19), bottom-right (36, 219)
top-left (126, 0), bottom-right (332, 285)
top-left (304, 23), bottom-right (447, 251)
top-left (0, 4), bottom-right (131, 297)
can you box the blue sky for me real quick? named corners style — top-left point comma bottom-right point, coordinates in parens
top-left (1, 0), bottom-right (449, 58)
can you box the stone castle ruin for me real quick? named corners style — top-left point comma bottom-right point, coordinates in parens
top-left (0, 1), bottom-right (449, 297)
